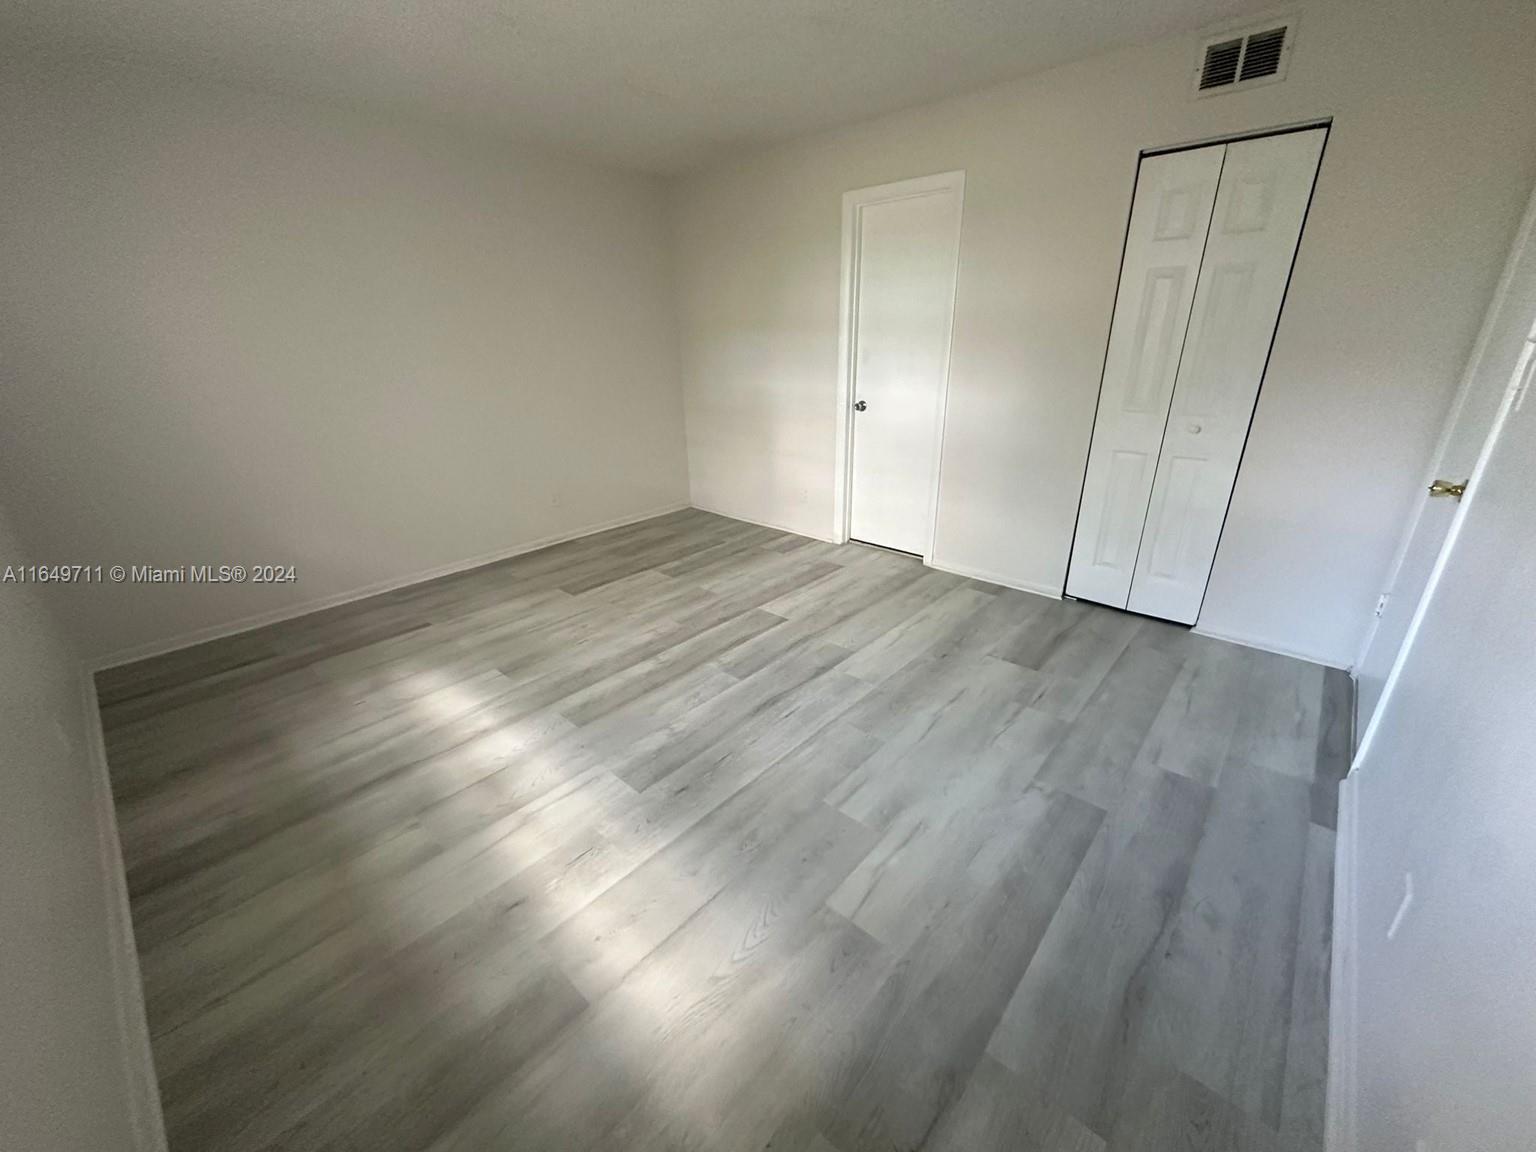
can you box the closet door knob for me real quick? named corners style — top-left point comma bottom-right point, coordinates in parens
top-left (853, 400), bottom-right (868, 412)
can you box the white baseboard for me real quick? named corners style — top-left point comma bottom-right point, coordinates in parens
top-left (686, 507), bottom-right (1068, 605)
top-left (1348, 668), bottom-right (1362, 759)
top-left (1191, 623), bottom-right (1351, 670)
top-left (89, 502), bottom-right (691, 672)
top-left (1325, 772), bottom-right (1360, 1152)
top-left (81, 672), bottom-right (168, 1152)
top-left (686, 501), bottom-right (838, 544)
top-left (925, 555), bottom-right (1064, 601)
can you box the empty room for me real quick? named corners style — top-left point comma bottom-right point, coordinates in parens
top-left (3, 1), bottom-right (1535, 1150)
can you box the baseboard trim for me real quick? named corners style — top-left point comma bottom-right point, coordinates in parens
top-left (81, 672), bottom-right (168, 1152)
top-left (925, 556), bottom-right (1064, 601)
top-left (1191, 623), bottom-right (1350, 670)
top-left (1348, 668), bottom-right (1362, 759)
top-left (686, 502), bottom-right (838, 544)
top-left (684, 508), bottom-right (1069, 604)
top-left (89, 502), bottom-right (692, 672)
top-left (1325, 772), bottom-right (1360, 1152)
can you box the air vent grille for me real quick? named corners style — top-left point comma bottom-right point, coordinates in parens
top-left (1195, 20), bottom-right (1294, 96)
top-left (1240, 27), bottom-right (1287, 80)
top-left (1199, 38), bottom-right (1243, 90)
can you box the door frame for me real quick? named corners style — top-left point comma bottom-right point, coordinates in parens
top-left (833, 170), bottom-right (966, 561)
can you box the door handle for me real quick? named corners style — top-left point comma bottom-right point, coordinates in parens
top-left (1427, 478), bottom-right (1468, 500)
top-left (853, 400), bottom-right (868, 412)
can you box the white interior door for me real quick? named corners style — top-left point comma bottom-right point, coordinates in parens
top-left (1066, 144), bottom-right (1225, 607)
top-left (1127, 127), bottom-right (1326, 623)
top-left (1354, 184), bottom-right (1536, 736)
top-left (1344, 287), bottom-right (1536, 1152)
top-left (846, 176), bottom-right (963, 555)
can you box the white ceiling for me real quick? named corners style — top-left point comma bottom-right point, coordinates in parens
top-left (2, 0), bottom-right (1278, 173)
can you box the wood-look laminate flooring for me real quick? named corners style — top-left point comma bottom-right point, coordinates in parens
top-left (97, 509), bottom-right (1348, 1152)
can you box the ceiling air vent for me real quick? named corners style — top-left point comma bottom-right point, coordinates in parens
top-left (1194, 19), bottom-right (1295, 96)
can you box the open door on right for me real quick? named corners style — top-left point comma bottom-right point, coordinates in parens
top-left (1352, 184), bottom-right (1536, 738)
top-left (1341, 215), bottom-right (1536, 1152)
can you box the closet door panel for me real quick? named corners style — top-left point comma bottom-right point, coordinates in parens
top-left (1067, 144), bottom-right (1225, 608)
top-left (1127, 127), bottom-right (1327, 623)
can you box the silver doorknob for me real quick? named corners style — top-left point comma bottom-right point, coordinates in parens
top-left (854, 400), bottom-right (868, 412)
top-left (1187, 423), bottom-right (1202, 435)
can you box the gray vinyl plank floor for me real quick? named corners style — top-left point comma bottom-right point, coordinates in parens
top-left (96, 508), bottom-right (1346, 1152)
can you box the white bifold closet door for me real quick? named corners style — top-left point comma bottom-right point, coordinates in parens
top-left (1065, 143), bottom-right (1225, 610)
top-left (1068, 127), bottom-right (1325, 624)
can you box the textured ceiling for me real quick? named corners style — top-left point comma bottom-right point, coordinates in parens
top-left (1, 0), bottom-right (1279, 172)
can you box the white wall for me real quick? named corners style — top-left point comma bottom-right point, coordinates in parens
top-left (671, 0), bottom-right (1536, 666)
top-left (0, 58), bottom-right (690, 665)
top-left (0, 505), bottom-right (159, 1151)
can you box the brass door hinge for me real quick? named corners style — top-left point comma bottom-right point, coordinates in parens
top-left (1427, 479), bottom-right (1468, 501)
